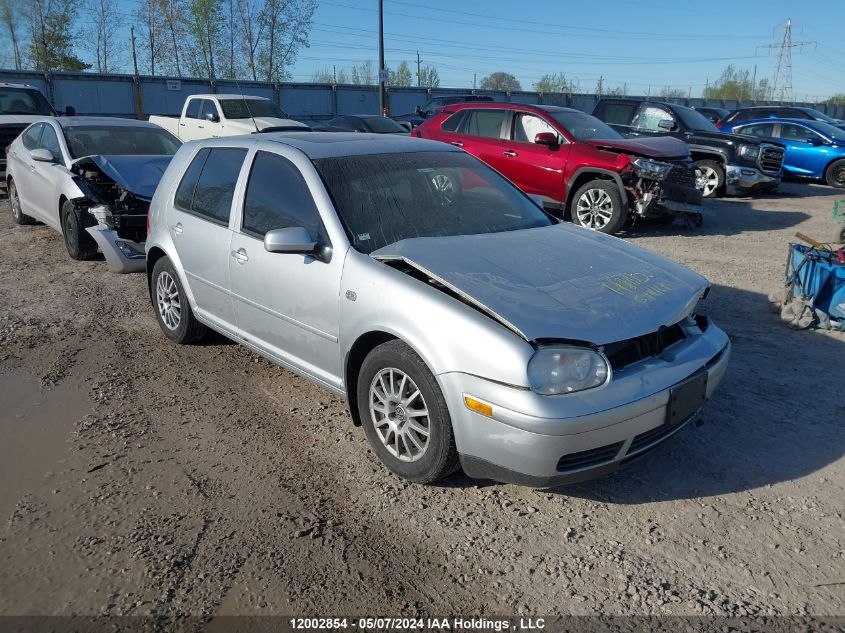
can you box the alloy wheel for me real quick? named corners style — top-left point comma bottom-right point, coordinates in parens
top-left (695, 166), bottom-right (720, 197)
top-left (575, 188), bottom-right (614, 230)
top-left (9, 182), bottom-right (21, 221)
top-left (834, 164), bottom-right (845, 187)
top-left (156, 271), bottom-right (182, 330)
top-left (368, 367), bottom-right (430, 462)
top-left (431, 173), bottom-right (455, 206)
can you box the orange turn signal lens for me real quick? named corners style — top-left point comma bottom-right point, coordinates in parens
top-left (463, 395), bottom-right (493, 417)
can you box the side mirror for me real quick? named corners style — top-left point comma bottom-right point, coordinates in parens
top-left (64, 105), bottom-right (76, 116)
top-left (534, 132), bottom-right (559, 148)
top-left (30, 148), bottom-right (56, 162)
top-left (657, 119), bottom-right (675, 131)
top-left (205, 111), bottom-right (219, 123)
top-left (264, 226), bottom-right (317, 254)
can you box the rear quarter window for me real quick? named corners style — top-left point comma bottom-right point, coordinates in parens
top-left (441, 111), bottom-right (466, 132)
top-left (596, 102), bottom-right (637, 126)
top-left (174, 147), bottom-right (247, 224)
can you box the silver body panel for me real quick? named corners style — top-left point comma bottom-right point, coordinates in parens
top-left (147, 132), bottom-right (730, 486)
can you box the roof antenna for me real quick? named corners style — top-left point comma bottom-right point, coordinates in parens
top-left (235, 79), bottom-right (259, 133)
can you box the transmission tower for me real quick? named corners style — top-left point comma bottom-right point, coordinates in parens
top-left (757, 18), bottom-right (816, 102)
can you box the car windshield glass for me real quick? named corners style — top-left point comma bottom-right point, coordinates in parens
top-left (0, 87), bottom-right (55, 116)
top-left (64, 125), bottom-right (182, 158)
top-left (363, 117), bottom-right (406, 133)
top-left (674, 106), bottom-right (719, 132)
top-left (805, 108), bottom-right (838, 124)
top-left (219, 99), bottom-right (288, 119)
top-left (547, 111), bottom-right (622, 141)
top-left (315, 151), bottom-right (552, 254)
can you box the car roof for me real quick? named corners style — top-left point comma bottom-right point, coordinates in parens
top-left (56, 116), bottom-right (167, 129)
top-left (448, 102), bottom-right (581, 114)
top-left (732, 117), bottom-right (825, 128)
top-left (184, 93), bottom-right (271, 101)
top-left (0, 82), bottom-right (43, 90)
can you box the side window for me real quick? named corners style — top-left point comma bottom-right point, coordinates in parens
top-left (597, 102), bottom-right (637, 126)
top-left (633, 105), bottom-right (674, 131)
top-left (779, 123), bottom-right (819, 143)
top-left (175, 147), bottom-right (247, 224)
top-left (461, 109), bottom-right (507, 139)
top-left (21, 124), bottom-right (43, 150)
top-left (732, 110), bottom-right (752, 123)
top-left (782, 108), bottom-right (808, 119)
top-left (512, 113), bottom-right (557, 143)
top-left (39, 125), bottom-right (62, 159)
top-left (200, 99), bottom-right (219, 121)
top-left (441, 111), bottom-right (466, 132)
top-left (737, 123), bottom-right (775, 138)
top-left (242, 151), bottom-right (322, 240)
top-left (185, 99), bottom-right (201, 119)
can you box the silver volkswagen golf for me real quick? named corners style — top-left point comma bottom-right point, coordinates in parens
top-left (146, 132), bottom-right (730, 487)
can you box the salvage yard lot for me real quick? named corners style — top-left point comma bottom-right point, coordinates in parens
top-left (0, 183), bottom-right (843, 618)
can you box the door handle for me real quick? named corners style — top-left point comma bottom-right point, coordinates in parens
top-left (179, 122), bottom-right (185, 126)
top-left (231, 248), bottom-right (249, 264)
top-left (503, 150), bottom-right (518, 157)
top-left (171, 222), bottom-right (183, 235)
top-left (450, 141), bottom-right (464, 147)
top-left (197, 125), bottom-right (204, 129)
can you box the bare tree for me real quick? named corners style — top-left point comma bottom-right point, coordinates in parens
top-left (235, 0), bottom-right (265, 81)
top-left (158, 0), bottom-right (184, 76)
top-left (187, 0), bottom-right (223, 80)
top-left (26, 0), bottom-right (88, 71)
top-left (258, 0), bottom-right (316, 82)
top-left (0, 0), bottom-right (23, 69)
top-left (87, 0), bottom-right (122, 72)
top-left (134, 0), bottom-right (165, 74)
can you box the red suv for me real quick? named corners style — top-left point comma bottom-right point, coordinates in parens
top-left (414, 103), bottom-right (703, 234)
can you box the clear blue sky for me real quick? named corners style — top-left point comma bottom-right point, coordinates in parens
top-left (98, 0), bottom-right (843, 99)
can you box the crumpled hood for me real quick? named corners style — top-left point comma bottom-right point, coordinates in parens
top-left (72, 154), bottom-right (174, 199)
top-left (372, 224), bottom-right (708, 345)
top-left (227, 117), bottom-right (308, 132)
top-left (586, 135), bottom-right (689, 159)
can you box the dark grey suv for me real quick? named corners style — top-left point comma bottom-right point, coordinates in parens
top-left (392, 95), bottom-right (494, 129)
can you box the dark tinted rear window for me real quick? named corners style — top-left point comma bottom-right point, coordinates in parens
top-left (596, 102), bottom-right (638, 126)
top-left (441, 111), bottom-right (466, 132)
top-left (175, 147), bottom-right (246, 224)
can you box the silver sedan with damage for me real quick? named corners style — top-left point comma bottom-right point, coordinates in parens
top-left (145, 132), bottom-right (730, 486)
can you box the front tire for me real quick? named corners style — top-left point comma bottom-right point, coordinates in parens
top-left (694, 160), bottom-right (724, 198)
top-left (61, 200), bottom-right (98, 260)
top-left (151, 256), bottom-right (207, 344)
top-left (570, 179), bottom-right (627, 234)
top-left (357, 340), bottom-right (459, 483)
top-left (8, 179), bottom-right (35, 225)
top-left (824, 159), bottom-right (845, 189)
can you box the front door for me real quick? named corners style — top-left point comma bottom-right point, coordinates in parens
top-left (169, 146), bottom-right (248, 334)
top-left (777, 122), bottom-right (833, 176)
top-left (228, 150), bottom-right (344, 389)
top-left (500, 111), bottom-right (568, 204)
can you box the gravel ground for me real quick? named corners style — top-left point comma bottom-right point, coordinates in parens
top-left (0, 182), bottom-right (843, 624)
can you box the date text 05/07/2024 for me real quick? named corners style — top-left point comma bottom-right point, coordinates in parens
top-left (288, 617), bottom-right (546, 631)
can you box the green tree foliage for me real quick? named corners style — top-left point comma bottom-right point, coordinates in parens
top-left (26, 0), bottom-right (90, 71)
top-left (311, 67), bottom-right (333, 83)
top-left (704, 65), bottom-right (770, 101)
top-left (390, 61), bottom-right (412, 87)
top-left (534, 72), bottom-right (568, 94)
top-left (480, 71), bottom-right (521, 92)
top-left (0, 0), bottom-right (24, 69)
top-left (825, 94), bottom-right (845, 105)
top-left (417, 66), bottom-right (439, 88)
top-left (351, 60), bottom-right (373, 85)
top-left (186, 0), bottom-right (224, 79)
top-left (660, 86), bottom-right (687, 99)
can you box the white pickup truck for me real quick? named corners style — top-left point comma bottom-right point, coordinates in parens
top-left (149, 94), bottom-right (308, 140)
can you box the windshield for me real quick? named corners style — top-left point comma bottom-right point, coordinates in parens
top-left (219, 99), bottom-right (288, 120)
top-left (548, 111), bottom-right (622, 141)
top-left (805, 108), bottom-right (839, 124)
top-left (363, 117), bottom-right (406, 133)
top-left (315, 151), bottom-right (552, 254)
top-left (674, 106), bottom-right (719, 132)
top-left (0, 87), bottom-right (56, 116)
top-left (64, 125), bottom-right (182, 158)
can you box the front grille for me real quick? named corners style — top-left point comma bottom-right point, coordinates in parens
top-left (665, 162), bottom-right (697, 188)
top-left (0, 124), bottom-right (27, 148)
top-left (556, 441), bottom-right (624, 472)
top-left (602, 323), bottom-right (686, 371)
top-left (759, 144), bottom-right (784, 174)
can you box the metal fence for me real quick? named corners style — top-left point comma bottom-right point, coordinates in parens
top-left (2, 69), bottom-right (843, 122)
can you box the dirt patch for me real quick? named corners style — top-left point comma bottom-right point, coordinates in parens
top-left (0, 182), bottom-right (843, 620)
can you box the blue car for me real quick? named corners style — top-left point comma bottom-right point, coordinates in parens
top-left (722, 118), bottom-right (845, 188)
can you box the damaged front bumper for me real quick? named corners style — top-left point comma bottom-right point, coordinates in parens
top-left (85, 225), bottom-right (146, 273)
top-left (628, 160), bottom-right (705, 222)
top-left (724, 164), bottom-right (780, 196)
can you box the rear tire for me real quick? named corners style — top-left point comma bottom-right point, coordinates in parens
top-left (694, 160), bottom-right (724, 198)
top-left (570, 179), bottom-right (627, 235)
top-left (357, 340), bottom-right (459, 484)
top-left (61, 199), bottom-right (98, 260)
top-left (151, 256), bottom-right (208, 344)
top-left (8, 179), bottom-right (35, 225)
top-left (824, 159), bottom-right (845, 189)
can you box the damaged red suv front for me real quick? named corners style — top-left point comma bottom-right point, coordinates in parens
top-left (415, 103), bottom-right (703, 234)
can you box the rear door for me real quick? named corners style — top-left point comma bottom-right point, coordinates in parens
top-left (11, 123), bottom-right (44, 219)
top-left (454, 108), bottom-right (509, 175)
top-left (168, 146), bottom-right (248, 334)
top-left (228, 149), bottom-right (343, 388)
top-left (499, 111), bottom-right (567, 203)
top-left (30, 123), bottom-right (67, 230)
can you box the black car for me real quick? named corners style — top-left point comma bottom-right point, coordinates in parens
top-left (392, 94), bottom-right (494, 129)
top-left (312, 115), bottom-right (408, 134)
top-left (694, 106), bottom-right (730, 125)
top-left (719, 105), bottom-right (845, 131)
top-left (593, 98), bottom-right (785, 198)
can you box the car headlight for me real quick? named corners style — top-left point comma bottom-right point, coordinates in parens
top-left (737, 144), bottom-right (760, 160)
top-left (632, 157), bottom-right (673, 181)
top-left (527, 346), bottom-right (611, 395)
